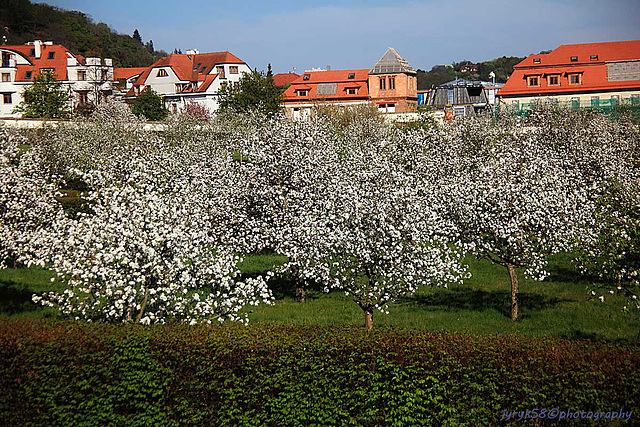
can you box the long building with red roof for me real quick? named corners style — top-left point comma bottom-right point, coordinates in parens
top-left (282, 47), bottom-right (417, 119)
top-left (0, 40), bottom-right (115, 118)
top-left (498, 40), bottom-right (640, 109)
top-left (125, 49), bottom-right (250, 113)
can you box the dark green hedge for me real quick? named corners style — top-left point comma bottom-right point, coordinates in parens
top-left (1, 318), bottom-right (638, 426)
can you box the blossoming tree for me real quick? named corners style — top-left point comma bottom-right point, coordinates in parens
top-left (429, 108), bottom-right (639, 320)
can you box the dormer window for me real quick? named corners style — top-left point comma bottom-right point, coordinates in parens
top-left (348, 73), bottom-right (355, 79)
top-left (547, 75), bottom-right (560, 86)
top-left (533, 58), bottom-right (541, 63)
top-left (296, 89), bottom-right (308, 96)
top-left (25, 70), bottom-right (33, 79)
top-left (193, 63), bottom-right (201, 70)
top-left (570, 56), bottom-right (578, 62)
top-left (303, 74), bottom-right (310, 80)
top-left (527, 75), bottom-right (541, 87)
top-left (568, 73), bottom-right (582, 85)
top-left (346, 88), bottom-right (358, 95)
top-left (200, 66), bottom-right (207, 74)
top-left (590, 55), bottom-right (598, 61)
top-left (29, 48), bottom-right (35, 57)
top-left (48, 51), bottom-right (55, 59)
top-left (156, 69), bottom-right (168, 77)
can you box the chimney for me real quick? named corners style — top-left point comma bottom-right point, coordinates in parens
top-left (33, 40), bottom-right (42, 58)
top-left (186, 49), bottom-right (199, 55)
top-left (326, 65), bottom-right (331, 71)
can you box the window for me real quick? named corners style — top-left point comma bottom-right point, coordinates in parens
top-left (448, 88), bottom-right (454, 104)
top-left (297, 90), bottom-right (308, 96)
top-left (527, 76), bottom-right (540, 87)
top-left (571, 97), bottom-right (580, 109)
top-left (303, 74), bottom-right (310, 80)
top-left (47, 51), bottom-right (55, 60)
top-left (29, 48), bottom-right (35, 57)
top-left (388, 76), bottom-right (395, 90)
top-left (590, 55), bottom-right (598, 61)
top-left (533, 58), bottom-right (541, 63)
top-left (230, 66), bottom-right (238, 74)
top-left (1, 73), bottom-right (10, 82)
top-left (200, 66), bottom-right (207, 74)
top-left (570, 56), bottom-right (578, 62)
top-left (591, 96), bottom-right (599, 107)
top-left (193, 63), bottom-right (201, 70)
top-left (346, 88), bottom-right (358, 95)
top-left (101, 69), bottom-right (108, 80)
top-left (217, 66), bottom-right (225, 79)
top-left (78, 92), bottom-right (88, 104)
top-left (379, 77), bottom-right (386, 90)
top-left (3, 93), bottom-right (11, 104)
top-left (547, 75), bottom-right (560, 86)
top-left (77, 70), bottom-right (86, 81)
top-left (632, 94), bottom-right (639, 106)
top-left (25, 70), bottom-right (33, 80)
top-left (348, 73), bottom-right (355, 79)
top-left (568, 73), bottom-right (582, 85)
top-left (611, 95), bottom-right (620, 106)
top-left (156, 69), bottom-right (168, 77)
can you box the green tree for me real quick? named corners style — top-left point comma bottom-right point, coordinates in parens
top-left (132, 28), bottom-right (142, 44)
top-left (218, 65), bottom-right (282, 115)
top-left (13, 69), bottom-right (71, 118)
top-left (131, 88), bottom-right (168, 121)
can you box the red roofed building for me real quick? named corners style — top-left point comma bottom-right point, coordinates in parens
top-left (0, 40), bottom-right (115, 118)
top-left (273, 72), bottom-right (299, 88)
top-left (126, 49), bottom-right (251, 113)
top-left (282, 47), bottom-right (417, 119)
top-left (498, 40), bottom-right (640, 110)
top-left (114, 67), bottom-right (147, 91)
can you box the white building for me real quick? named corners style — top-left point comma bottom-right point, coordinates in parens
top-left (0, 40), bottom-right (114, 118)
top-left (125, 49), bottom-right (251, 113)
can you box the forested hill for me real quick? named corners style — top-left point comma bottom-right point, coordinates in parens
top-left (0, 0), bottom-right (167, 67)
top-left (417, 56), bottom-right (527, 90)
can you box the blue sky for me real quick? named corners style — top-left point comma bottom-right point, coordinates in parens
top-left (38, 0), bottom-right (640, 73)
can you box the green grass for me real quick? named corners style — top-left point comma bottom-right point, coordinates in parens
top-left (2, 253), bottom-right (638, 341)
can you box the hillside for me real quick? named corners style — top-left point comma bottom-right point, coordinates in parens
top-left (0, 0), bottom-right (167, 67)
top-left (417, 56), bottom-right (526, 90)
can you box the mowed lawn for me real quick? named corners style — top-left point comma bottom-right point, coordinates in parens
top-left (1, 252), bottom-right (637, 341)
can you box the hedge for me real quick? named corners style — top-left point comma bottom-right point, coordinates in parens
top-left (0, 317), bottom-right (638, 426)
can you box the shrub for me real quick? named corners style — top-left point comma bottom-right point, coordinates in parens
top-left (1, 318), bottom-right (638, 426)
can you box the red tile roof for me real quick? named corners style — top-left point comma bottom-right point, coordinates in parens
top-left (272, 72), bottom-right (299, 87)
top-left (114, 67), bottom-right (147, 80)
top-left (499, 40), bottom-right (640, 97)
top-left (283, 69), bottom-right (370, 102)
top-left (2, 44), bottom-right (82, 82)
top-left (134, 51), bottom-right (245, 86)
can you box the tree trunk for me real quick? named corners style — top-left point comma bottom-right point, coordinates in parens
top-left (135, 288), bottom-right (150, 323)
top-left (295, 283), bottom-right (306, 303)
top-left (507, 263), bottom-right (519, 321)
top-left (364, 310), bottom-right (374, 330)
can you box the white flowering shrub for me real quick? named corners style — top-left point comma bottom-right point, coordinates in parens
top-left (235, 115), bottom-right (467, 328)
top-left (577, 179), bottom-right (640, 311)
top-left (420, 107), bottom-right (640, 320)
top-left (32, 151), bottom-right (272, 324)
top-left (0, 127), bottom-right (64, 269)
